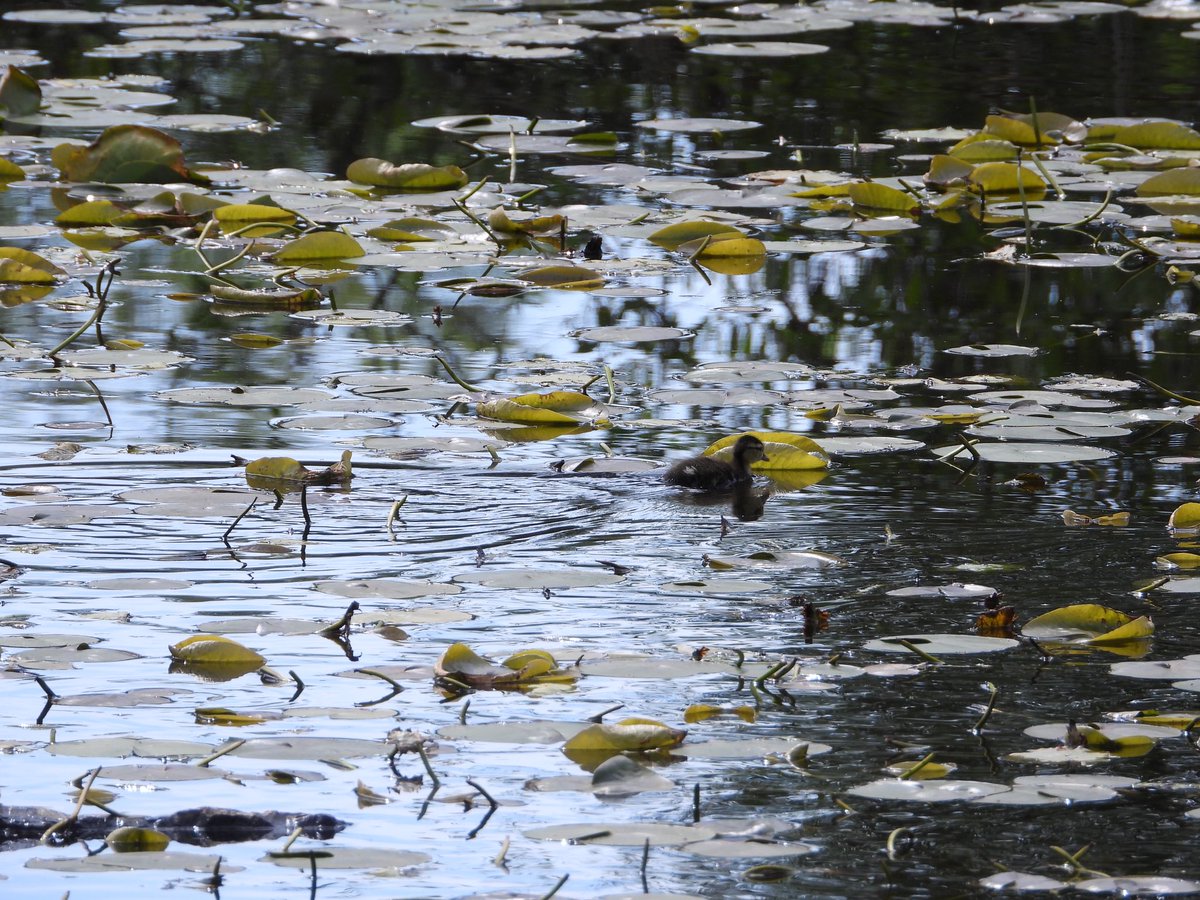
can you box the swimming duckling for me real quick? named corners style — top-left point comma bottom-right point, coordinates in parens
top-left (663, 434), bottom-right (769, 491)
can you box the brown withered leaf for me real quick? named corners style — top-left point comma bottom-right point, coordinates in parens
top-left (977, 605), bottom-right (1017, 638)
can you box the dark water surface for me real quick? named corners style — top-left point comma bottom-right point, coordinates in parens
top-left (2, 1), bottom-right (1200, 898)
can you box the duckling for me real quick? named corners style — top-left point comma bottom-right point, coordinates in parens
top-left (664, 434), bottom-right (769, 491)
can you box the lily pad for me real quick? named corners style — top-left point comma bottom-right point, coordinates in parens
top-left (453, 569), bottom-right (624, 589)
top-left (863, 634), bottom-right (1019, 655)
top-left (636, 117), bottom-right (762, 133)
top-left (525, 822), bottom-right (718, 846)
top-left (264, 847), bottom-right (429, 869)
top-left (931, 442), bottom-right (1116, 464)
top-left (847, 778), bottom-right (1009, 802)
top-left (315, 579), bottom-right (462, 599)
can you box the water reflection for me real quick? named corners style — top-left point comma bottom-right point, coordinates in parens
top-left (5, 5), bottom-right (1200, 898)
top-left (668, 481), bottom-right (772, 522)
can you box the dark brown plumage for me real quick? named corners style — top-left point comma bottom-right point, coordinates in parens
top-left (663, 435), bottom-right (769, 491)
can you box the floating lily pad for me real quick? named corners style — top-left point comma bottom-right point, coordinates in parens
top-left (527, 754), bottom-right (676, 795)
top-left (438, 720), bottom-right (588, 744)
top-left (1024, 722), bottom-right (1178, 742)
top-left (0, 632), bottom-right (100, 649)
top-left (580, 657), bottom-right (740, 679)
top-left (26, 851), bottom-right (235, 873)
top-left (692, 41), bottom-right (829, 57)
top-left (636, 118), bottom-right (762, 133)
top-left (864, 634), bottom-right (1019, 655)
top-left (122, 486), bottom-right (262, 518)
top-left (86, 577), bottom-right (192, 591)
top-left (847, 778), bottom-right (1009, 802)
top-left (931, 442), bottom-right (1116, 464)
top-left (315, 579), bottom-right (462, 599)
top-left (46, 737), bottom-right (213, 758)
top-left (264, 847), bottom-right (429, 869)
top-left (1111, 655), bottom-right (1200, 680)
top-left (572, 325), bottom-right (694, 343)
top-left (525, 822), bottom-right (718, 846)
top-left (0, 504), bottom-right (112, 526)
top-left (816, 436), bottom-right (925, 455)
top-left (225, 737), bottom-right (390, 760)
top-left (97, 763), bottom-right (226, 782)
top-left (290, 308), bottom-right (411, 328)
top-left (156, 386), bottom-right (333, 406)
top-left (676, 738), bottom-right (832, 759)
top-left (453, 569), bottom-right (624, 589)
top-left (978, 872), bottom-right (1071, 891)
top-left (1023, 605), bottom-right (1154, 644)
top-left (681, 840), bottom-right (817, 858)
top-left (943, 343), bottom-right (1040, 357)
top-left (659, 579), bottom-right (773, 594)
top-left (1073, 877), bottom-right (1200, 895)
top-left (886, 583), bottom-right (997, 600)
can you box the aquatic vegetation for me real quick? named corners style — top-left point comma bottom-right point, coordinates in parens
top-left (4, 2), bottom-right (1200, 897)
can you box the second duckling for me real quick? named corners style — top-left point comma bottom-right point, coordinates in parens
top-left (663, 434), bottom-right (769, 491)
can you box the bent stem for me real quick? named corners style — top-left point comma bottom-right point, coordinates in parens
top-left (49, 260), bottom-right (119, 358)
top-left (436, 355), bottom-right (482, 392)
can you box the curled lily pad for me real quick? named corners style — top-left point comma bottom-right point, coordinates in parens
top-left (435, 642), bottom-right (578, 689)
top-left (1023, 604), bottom-right (1154, 645)
top-left (848, 182), bottom-right (919, 214)
top-left (704, 431), bottom-right (829, 471)
top-left (213, 202), bottom-right (297, 236)
top-left (517, 264), bottom-right (604, 289)
top-left (0, 64), bottom-right (42, 116)
top-left (1169, 502), bottom-right (1200, 531)
top-left (679, 233), bottom-right (767, 258)
top-left (478, 390), bottom-right (604, 424)
top-left (648, 219), bottom-right (742, 249)
top-left (168, 635), bottom-right (265, 668)
top-left (346, 158), bottom-right (468, 190)
top-left (487, 207), bottom-right (564, 235)
top-left (273, 231), bottom-right (364, 262)
top-left (243, 450), bottom-right (353, 486)
top-left (563, 718), bottom-right (686, 754)
top-left (106, 826), bottom-right (170, 853)
top-left (0, 247), bottom-right (64, 283)
top-left (51, 124), bottom-right (208, 184)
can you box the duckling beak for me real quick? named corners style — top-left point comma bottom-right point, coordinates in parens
top-left (760, 451), bottom-right (770, 463)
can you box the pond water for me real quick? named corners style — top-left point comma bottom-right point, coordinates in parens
top-left (3, 1), bottom-right (1200, 897)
